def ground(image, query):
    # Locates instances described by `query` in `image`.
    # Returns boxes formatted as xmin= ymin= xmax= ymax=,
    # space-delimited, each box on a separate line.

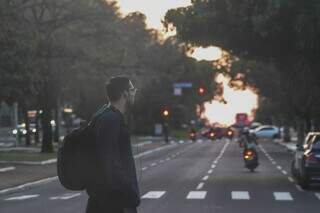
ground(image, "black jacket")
xmin=86 ymin=105 xmax=140 ymax=209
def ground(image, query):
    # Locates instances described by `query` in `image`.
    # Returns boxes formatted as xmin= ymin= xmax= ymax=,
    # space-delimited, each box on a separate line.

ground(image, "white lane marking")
xmin=166 ymin=158 xmax=171 ymax=161
xmin=231 ymin=191 xmax=250 ymax=200
xmin=186 ymin=191 xmax=207 ymax=199
xmin=202 ymin=175 xmax=209 ymax=181
xmin=273 ymin=192 xmax=293 ymax=201
xmin=288 ymin=177 xmax=295 ymax=183
xmin=315 ymin=193 xmax=320 ymax=200
xmin=142 ymin=167 xmax=148 ymax=171
xmin=150 ymin=163 xmax=157 ymax=167
xmin=282 ymin=170 xmax=288 ymax=175
xmin=0 ymin=167 xmax=15 ymax=172
xmin=272 ymin=161 xmax=276 ymax=165
xmin=213 ymin=160 xmax=218 ymax=164
xmin=0 ymin=176 xmax=58 ymax=195
xmin=211 ymin=165 xmax=216 ymax=169
xmin=196 ymin=182 xmax=205 ymax=190
xmin=50 ymin=193 xmax=81 ymax=200
xmin=295 ymin=184 xmax=304 ymax=192
xmin=159 ymin=160 xmax=165 ymax=163
xmin=208 ymin=169 xmax=213 ymax=174
xmin=5 ymin=194 xmax=39 ymax=201
xmin=277 ymin=165 xmax=282 ymax=170
xmin=141 ymin=191 xmax=166 ymax=199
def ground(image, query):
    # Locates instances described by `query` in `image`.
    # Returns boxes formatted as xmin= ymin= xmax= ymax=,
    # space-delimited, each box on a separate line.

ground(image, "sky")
xmin=115 ymin=0 xmax=192 ymax=30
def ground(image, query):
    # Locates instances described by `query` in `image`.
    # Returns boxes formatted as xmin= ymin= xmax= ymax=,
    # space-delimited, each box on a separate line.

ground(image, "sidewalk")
xmin=273 ymin=138 xmax=297 ymax=153
xmin=0 ymin=138 xmax=184 ymax=194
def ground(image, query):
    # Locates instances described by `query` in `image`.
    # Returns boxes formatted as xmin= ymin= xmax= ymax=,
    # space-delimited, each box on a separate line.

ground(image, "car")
xmin=291 ymin=132 xmax=320 ymax=189
xmin=251 ymin=125 xmax=280 ymax=138
xmin=12 ymin=123 xmax=38 ymax=139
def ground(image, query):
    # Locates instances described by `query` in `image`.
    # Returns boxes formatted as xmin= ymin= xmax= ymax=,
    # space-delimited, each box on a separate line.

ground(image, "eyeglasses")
xmin=129 ymin=88 xmax=137 ymax=95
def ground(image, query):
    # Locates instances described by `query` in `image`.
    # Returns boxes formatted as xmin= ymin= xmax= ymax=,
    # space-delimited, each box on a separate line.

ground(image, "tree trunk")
xmin=305 ymin=116 xmax=312 ymax=134
xmin=41 ymin=108 xmax=53 ymax=153
xmin=34 ymin=110 xmax=40 ymax=144
xmin=297 ymin=119 xmax=305 ymax=146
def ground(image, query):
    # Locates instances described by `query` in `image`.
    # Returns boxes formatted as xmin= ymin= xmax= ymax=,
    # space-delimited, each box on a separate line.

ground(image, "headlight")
xmin=12 ymin=129 xmax=18 ymax=135
xmin=32 ymin=129 xmax=37 ymax=133
xmin=22 ymin=130 xmax=27 ymax=135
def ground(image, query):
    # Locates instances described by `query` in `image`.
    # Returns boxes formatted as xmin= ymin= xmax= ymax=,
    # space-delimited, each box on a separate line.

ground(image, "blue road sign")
xmin=173 ymin=82 xmax=193 ymax=88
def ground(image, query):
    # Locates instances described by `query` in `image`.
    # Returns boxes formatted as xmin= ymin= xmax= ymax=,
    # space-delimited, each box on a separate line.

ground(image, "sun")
xmin=190 ymin=46 xmax=223 ymax=61
xmin=202 ymin=74 xmax=258 ymax=126
xmin=114 ymin=0 xmax=192 ymax=30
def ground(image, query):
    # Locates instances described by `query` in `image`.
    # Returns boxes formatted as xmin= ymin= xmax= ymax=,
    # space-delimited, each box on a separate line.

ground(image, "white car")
xmin=251 ymin=126 xmax=280 ymax=138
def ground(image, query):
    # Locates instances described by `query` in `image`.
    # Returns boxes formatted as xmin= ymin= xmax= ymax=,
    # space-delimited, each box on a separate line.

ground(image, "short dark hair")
xmin=106 ymin=76 xmax=130 ymax=102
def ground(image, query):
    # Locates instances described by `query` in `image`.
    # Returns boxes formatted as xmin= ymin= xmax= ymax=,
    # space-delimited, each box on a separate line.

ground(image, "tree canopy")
xmin=165 ymin=0 xmax=320 ymax=136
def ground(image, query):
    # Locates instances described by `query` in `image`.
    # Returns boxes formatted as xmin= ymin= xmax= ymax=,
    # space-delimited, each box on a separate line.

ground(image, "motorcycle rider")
xmin=240 ymin=128 xmax=259 ymax=169
xmin=239 ymin=127 xmax=258 ymax=151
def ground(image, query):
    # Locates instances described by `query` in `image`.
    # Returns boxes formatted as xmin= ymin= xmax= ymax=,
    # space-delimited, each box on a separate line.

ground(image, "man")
xmin=86 ymin=76 xmax=140 ymax=213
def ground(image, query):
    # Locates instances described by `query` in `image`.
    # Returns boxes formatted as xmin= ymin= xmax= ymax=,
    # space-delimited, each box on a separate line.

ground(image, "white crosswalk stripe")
xmin=231 ymin=191 xmax=250 ymax=200
xmin=273 ymin=192 xmax=293 ymax=201
xmin=50 ymin=193 xmax=82 ymax=200
xmin=141 ymin=191 xmax=166 ymax=199
xmin=5 ymin=195 xmax=39 ymax=201
xmin=186 ymin=191 xmax=207 ymax=199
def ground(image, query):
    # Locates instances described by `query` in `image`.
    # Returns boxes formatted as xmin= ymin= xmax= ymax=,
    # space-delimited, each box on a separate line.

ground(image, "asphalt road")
xmin=1 ymin=138 xmax=320 ymax=213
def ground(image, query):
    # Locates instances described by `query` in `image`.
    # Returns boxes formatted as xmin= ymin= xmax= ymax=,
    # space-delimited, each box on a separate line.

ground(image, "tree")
xmin=165 ymin=0 xmax=320 ymax=142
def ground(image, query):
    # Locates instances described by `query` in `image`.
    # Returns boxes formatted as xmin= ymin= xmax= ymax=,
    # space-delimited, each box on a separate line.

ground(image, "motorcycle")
xmin=189 ymin=131 xmax=196 ymax=142
xmin=243 ymin=148 xmax=259 ymax=172
xmin=208 ymin=130 xmax=215 ymax=140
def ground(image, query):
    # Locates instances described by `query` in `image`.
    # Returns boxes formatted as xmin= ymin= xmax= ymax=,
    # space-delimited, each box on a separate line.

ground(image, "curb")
xmin=0 ymin=140 xmax=189 ymax=196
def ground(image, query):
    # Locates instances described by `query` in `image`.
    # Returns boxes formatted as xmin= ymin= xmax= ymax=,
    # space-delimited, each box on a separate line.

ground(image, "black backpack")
xmin=57 ymin=107 xmax=107 ymax=191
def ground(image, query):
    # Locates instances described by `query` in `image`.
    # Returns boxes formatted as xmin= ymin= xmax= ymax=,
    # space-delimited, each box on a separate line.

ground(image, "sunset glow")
xmin=191 ymin=46 xmax=223 ymax=61
xmin=115 ymin=0 xmax=191 ymax=30
xmin=201 ymin=74 xmax=258 ymax=126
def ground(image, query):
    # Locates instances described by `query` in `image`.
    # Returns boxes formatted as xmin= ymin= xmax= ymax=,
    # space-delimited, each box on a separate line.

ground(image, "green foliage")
xmin=0 ymin=0 xmax=216 ymax=144
xmin=165 ymin=0 xmax=320 ymax=129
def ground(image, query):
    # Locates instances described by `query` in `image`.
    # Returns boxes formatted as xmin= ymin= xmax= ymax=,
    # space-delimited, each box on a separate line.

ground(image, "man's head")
xmin=106 ymin=76 xmax=136 ymax=111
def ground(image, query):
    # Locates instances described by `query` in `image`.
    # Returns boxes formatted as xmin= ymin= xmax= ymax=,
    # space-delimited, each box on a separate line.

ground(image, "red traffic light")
xmin=162 ymin=107 xmax=170 ymax=118
xmin=198 ymin=87 xmax=205 ymax=95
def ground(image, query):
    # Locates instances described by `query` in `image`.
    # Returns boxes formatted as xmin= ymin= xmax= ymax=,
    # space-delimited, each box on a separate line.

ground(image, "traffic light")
xmin=198 ymin=86 xmax=206 ymax=96
xmin=162 ymin=109 xmax=170 ymax=117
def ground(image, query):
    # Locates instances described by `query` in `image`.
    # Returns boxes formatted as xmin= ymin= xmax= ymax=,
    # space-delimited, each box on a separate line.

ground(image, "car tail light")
xmin=210 ymin=132 xmax=215 ymax=137
xmin=306 ymin=153 xmax=318 ymax=163
xmin=246 ymin=151 xmax=253 ymax=156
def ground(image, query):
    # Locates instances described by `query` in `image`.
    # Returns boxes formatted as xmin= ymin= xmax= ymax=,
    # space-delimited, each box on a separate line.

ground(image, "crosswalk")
xmin=141 ymin=190 xmax=320 ymax=202
xmin=2 ymin=190 xmax=320 ymax=203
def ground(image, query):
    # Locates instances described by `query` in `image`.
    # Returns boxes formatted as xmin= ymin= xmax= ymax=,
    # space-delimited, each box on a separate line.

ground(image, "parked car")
xmin=291 ymin=132 xmax=320 ymax=189
xmin=251 ymin=125 xmax=280 ymax=138
xmin=12 ymin=123 xmax=37 ymax=139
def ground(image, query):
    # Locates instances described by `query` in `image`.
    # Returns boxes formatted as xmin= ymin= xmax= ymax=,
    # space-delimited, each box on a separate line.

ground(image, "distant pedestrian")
xmin=86 ymin=76 xmax=140 ymax=213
